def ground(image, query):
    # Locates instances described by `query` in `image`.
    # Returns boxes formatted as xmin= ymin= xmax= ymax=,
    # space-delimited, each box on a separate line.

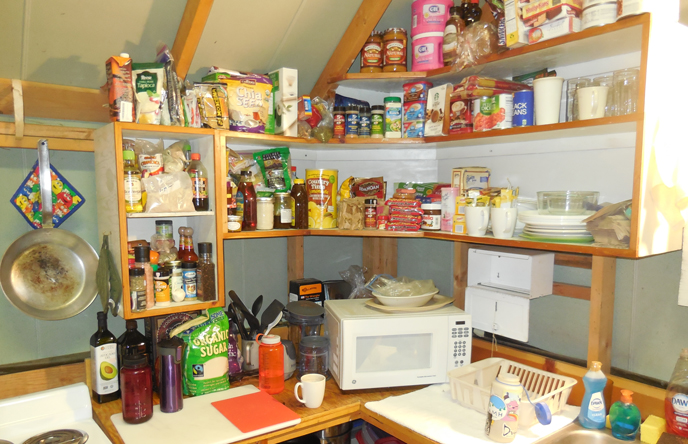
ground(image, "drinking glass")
xmin=593 ymin=75 xmax=614 ymax=117
xmin=567 ymin=77 xmax=592 ymax=121
xmin=613 ymin=68 xmax=639 ymax=116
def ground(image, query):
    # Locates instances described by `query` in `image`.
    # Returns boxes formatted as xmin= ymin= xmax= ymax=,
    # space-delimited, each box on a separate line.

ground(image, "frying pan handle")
xmin=38 ymin=139 xmax=53 ymax=229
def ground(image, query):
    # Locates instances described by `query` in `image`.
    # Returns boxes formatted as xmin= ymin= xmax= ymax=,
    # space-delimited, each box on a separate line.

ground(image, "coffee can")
xmin=512 ymin=90 xmax=534 ymax=127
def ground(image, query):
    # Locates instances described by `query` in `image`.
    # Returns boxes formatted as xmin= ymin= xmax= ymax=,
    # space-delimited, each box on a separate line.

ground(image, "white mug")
xmin=465 ymin=206 xmax=490 ymax=237
xmin=577 ymin=86 xmax=609 ymax=120
xmin=533 ymin=77 xmax=565 ymax=125
xmin=294 ymin=373 xmax=326 ymax=408
xmin=490 ymin=208 xmax=518 ymax=239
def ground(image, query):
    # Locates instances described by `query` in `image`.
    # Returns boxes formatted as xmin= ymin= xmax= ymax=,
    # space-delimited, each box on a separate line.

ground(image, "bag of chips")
xmin=252 ymin=147 xmax=292 ymax=192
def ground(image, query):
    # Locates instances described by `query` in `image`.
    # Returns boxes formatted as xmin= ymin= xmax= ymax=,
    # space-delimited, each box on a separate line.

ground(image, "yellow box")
xmin=453 ymin=214 xmax=466 ymax=234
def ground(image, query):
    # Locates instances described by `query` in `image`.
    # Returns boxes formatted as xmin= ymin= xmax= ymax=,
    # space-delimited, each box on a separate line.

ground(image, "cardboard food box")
xmin=425 ymin=84 xmax=452 ymax=137
xmin=268 ymin=68 xmax=298 ymax=137
xmin=505 ymin=0 xmax=582 ymax=48
xmin=528 ymin=15 xmax=581 ymax=44
xmin=403 ymin=81 xmax=433 ymax=102
xmin=451 ymin=167 xmax=491 ymax=192
xmin=289 ymin=278 xmax=325 ymax=306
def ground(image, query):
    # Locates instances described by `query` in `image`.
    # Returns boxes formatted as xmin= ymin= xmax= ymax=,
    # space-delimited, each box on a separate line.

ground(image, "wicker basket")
xmin=448 ymin=358 xmax=577 ymax=427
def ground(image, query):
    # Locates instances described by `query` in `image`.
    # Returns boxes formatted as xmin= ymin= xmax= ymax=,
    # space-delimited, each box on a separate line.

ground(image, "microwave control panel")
xmin=449 ymin=317 xmax=472 ymax=368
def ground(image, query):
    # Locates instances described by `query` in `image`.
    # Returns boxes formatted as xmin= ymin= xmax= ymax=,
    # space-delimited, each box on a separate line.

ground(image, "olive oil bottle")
xmin=90 ymin=311 xmax=120 ymax=403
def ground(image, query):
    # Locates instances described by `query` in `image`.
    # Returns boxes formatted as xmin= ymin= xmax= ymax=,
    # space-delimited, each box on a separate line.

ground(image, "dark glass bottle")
xmin=291 ymin=179 xmax=308 ymax=229
xmin=237 ymin=171 xmax=257 ymax=231
xmin=90 ymin=312 xmax=120 ymax=403
xmin=462 ymin=0 xmax=482 ymax=26
xmin=186 ymin=153 xmax=210 ymax=211
xmin=117 ymin=320 xmax=149 ymax=371
xmin=121 ymin=354 xmax=153 ymax=424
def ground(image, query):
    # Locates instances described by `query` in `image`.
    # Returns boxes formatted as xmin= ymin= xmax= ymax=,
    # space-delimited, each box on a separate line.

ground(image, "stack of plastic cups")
xmin=410 ymin=0 xmax=452 ymax=72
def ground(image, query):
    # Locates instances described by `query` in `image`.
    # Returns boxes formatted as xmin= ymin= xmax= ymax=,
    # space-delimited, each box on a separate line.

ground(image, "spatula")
xmin=260 ymin=299 xmax=285 ymax=334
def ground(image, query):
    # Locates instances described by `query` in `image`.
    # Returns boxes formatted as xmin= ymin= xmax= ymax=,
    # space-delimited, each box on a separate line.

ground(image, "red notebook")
xmin=212 ymin=389 xmax=300 ymax=434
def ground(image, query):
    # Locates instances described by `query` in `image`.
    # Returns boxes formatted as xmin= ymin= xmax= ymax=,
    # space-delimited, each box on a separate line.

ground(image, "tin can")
xmin=305 ymin=169 xmax=338 ymax=229
xmin=512 ymin=90 xmax=534 ymax=127
xmin=582 ymin=1 xmax=618 ymax=29
xmin=617 ymin=0 xmax=645 ymax=19
xmin=474 ymin=94 xmax=513 ymax=132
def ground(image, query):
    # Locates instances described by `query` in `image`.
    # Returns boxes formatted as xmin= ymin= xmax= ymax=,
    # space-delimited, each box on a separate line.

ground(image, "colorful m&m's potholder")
xmin=10 ymin=161 xmax=86 ymax=229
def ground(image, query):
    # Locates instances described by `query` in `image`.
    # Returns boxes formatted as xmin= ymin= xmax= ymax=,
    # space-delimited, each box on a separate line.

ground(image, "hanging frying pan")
xmin=0 ymin=139 xmax=98 ymax=320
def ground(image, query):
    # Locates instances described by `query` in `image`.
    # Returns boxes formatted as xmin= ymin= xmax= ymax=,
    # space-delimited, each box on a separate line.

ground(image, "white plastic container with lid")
xmin=582 ymin=0 xmax=618 ymax=29
xmin=411 ymin=0 xmax=453 ymax=36
xmin=256 ymin=196 xmax=275 ymax=230
xmin=486 ymin=372 xmax=523 ymax=442
xmin=411 ymin=32 xmax=444 ymax=72
xmin=421 ymin=203 xmax=441 ymax=230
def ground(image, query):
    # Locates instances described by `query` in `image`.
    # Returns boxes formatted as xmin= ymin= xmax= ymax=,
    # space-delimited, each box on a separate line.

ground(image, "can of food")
xmin=617 ymin=0 xmax=646 ymax=19
xmin=305 ymin=169 xmax=338 ymax=229
xmin=582 ymin=1 xmax=618 ymax=29
xmin=512 ymin=90 xmax=534 ymax=127
xmin=474 ymin=94 xmax=513 ymax=132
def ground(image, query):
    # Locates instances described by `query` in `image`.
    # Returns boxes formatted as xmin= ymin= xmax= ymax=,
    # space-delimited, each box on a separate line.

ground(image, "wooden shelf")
xmin=309 ymin=229 xmax=424 ymax=238
xmin=127 ymin=211 xmax=215 ymax=218
xmin=116 ymin=122 xmax=214 ymax=139
xmin=330 ymin=14 xmax=648 ymax=93
xmin=124 ymin=299 xmax=225 ymax=320
xmin=223 ymin=229 xmax=309 ymax=239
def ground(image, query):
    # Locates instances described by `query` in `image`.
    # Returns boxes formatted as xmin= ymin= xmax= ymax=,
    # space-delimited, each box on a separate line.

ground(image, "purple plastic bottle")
xmin=158 ymin=337 xmax=184 ymax=413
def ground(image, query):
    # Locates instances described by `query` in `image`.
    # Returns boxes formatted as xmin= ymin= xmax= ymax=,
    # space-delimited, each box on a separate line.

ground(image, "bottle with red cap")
xmin=186 ymin=152 xmax=209 ymax=211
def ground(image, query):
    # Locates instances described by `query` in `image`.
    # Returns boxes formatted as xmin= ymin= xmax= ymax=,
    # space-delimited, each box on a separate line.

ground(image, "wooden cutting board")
xmin=111 ymin=385 xmax=301 ymax=444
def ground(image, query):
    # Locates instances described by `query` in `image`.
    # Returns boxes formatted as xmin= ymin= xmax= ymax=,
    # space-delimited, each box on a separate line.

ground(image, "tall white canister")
xmin=485 ymin=372 xmax=524 ymax=442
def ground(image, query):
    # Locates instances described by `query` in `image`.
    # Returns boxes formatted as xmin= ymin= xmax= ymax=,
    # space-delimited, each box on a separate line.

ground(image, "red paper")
xmin=211 ymin=389 xmax=300 ymax=433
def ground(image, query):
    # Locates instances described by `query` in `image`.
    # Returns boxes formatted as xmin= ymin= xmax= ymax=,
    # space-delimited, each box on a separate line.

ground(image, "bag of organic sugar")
xmin=170 ymin=307 xmax=230 ymax=396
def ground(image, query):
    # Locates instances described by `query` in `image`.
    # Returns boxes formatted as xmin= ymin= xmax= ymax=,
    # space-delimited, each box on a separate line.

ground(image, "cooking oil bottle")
xmin=665 ymin=348 xmax=688 ymax=437
xmin=123 ymin=150 xmax=143 ymax=213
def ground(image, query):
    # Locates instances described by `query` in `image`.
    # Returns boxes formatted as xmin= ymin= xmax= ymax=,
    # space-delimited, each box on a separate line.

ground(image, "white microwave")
xmin=325 ymin=298 xmax=472 ymax=390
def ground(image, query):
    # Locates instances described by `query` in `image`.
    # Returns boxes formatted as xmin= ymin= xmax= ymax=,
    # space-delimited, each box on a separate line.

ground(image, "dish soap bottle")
xmin=609 ymin=389 xmax=641 ymax=440
xmin=579 ymin=361 xmax=607 ymax=429
xmin=665 ymin=348 xmax=688 ymax=437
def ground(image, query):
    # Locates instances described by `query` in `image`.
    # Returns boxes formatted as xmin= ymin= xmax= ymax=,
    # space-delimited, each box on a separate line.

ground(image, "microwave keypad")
xmin=451 ymin=326 xmax=470 ymax=367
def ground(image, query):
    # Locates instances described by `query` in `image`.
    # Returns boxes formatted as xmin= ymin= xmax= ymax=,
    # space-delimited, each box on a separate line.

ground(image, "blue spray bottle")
xmin=579 ymin=361 xmax=607 ymax=428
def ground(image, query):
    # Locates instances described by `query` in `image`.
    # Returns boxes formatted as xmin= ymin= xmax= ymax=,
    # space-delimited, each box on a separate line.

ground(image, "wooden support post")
xmin=310 ymin=0 xmax=393 ymax=98
xmin=287 ymin=236 xmax=305 ymax=283
xmin=453 ymin=243 xmax=469 ymax=309
xmin=588 ymin=255 xmax=616 ymax=371
xmin=171 ymin=0 xmax=214 ymax=79
xmin=362 ymin=237 xmax=398 ymax=282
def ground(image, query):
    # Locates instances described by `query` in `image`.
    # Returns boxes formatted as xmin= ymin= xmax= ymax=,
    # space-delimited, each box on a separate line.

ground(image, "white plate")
xmin=522 ymin=230 xmax=593 ymax=238
xmin=518 ymin=210 xmax=594 ymax=225
xmin=372 ymin=289 xmax=439 ymax=307
xmin=524 ymin=227 xmax=590 ymax=235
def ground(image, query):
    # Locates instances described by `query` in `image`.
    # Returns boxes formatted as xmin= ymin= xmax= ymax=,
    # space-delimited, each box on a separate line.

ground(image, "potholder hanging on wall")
xmin=10 ymin=160 xmax=86 ymax=229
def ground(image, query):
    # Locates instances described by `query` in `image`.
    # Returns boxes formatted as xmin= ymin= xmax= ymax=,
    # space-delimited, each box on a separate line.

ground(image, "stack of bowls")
xmin=518 ymin=191 xmax=600 ymax=243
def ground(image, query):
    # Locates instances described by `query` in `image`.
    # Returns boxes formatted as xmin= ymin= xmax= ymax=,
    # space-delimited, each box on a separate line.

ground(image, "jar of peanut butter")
xmin=360 ymin=31 xmax=383 ymax=73
xmin=383 ymin=28 xmax=408 ymax=73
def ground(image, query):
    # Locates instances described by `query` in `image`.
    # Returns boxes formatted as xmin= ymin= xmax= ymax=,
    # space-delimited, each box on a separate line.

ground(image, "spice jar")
xmin=181 ymin=261 xmax=197 ymax=301
xmin=360 ymin=31 xmax=383 ymax=73
xmin=167 ymin=260 xmax=185 ymax=303
xmin=155 ymin=220 xmax=173 ymax=238
xmin=227 ymin=215 xmax=242 ymax=232
xmin=371 ymin=105 xmax=385 ymax=138
xmin=257 ymin=196 xmax=275 ymax=230
xmin=274 ymin=192 xmax=293 ymax=229
xmin=421 ymin=203 xmax=441 ymax=230
xmin=129 ymin=267 xmax=147 ymax=313
xmin=333 ymin=106 xmax=346 ymax=139
xmin=134 ymin=246 xmax=154 ymax=309
xmin=364 ymin=198 xmax=377 ymax=229
xmin=120 ymin=354 xmax=153 ymax=424
xmin=153 ymin=267 xmax=170 ymax=307
xmin=196 ymin=242 xmax=216 ymax=302
xmin=359 ymin=106 xmax=371 ymax=138
xmin=383 ymin=27 xmax=407 ymax=72
xmin=345 ymin=106 xmax=359 ymax=139
xmin=384 ymin=97 xmax=402 ymax=138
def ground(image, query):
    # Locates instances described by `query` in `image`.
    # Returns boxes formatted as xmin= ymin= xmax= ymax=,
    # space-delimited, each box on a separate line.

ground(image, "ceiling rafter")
xmin=171 ymin=0 xmax=214 ymax=79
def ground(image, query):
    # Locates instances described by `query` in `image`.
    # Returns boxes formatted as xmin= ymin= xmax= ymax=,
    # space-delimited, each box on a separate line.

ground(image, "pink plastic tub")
xmin=411 ymin=32 xmax=444 ymax=72
xmin=411 ymin=0 xmax=453 ymax=36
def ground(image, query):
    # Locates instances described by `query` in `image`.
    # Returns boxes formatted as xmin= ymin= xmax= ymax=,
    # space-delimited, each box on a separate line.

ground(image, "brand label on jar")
xmin=345 ymin=113 xmax=359 ymax=135
xmin=280 ymin=208 xmax=292 ymax=223
xmin=91 ymin=344 xmax=119 ymax=395
xmin=359 ymin=115 xmax=371 ymax=136
xmin=422 ymin=4 xmax=447 ymax=25
xmin=235 ymin=191 xmax=244 ymax=217
xmin=183 ymin=270 xmax=197 ymax=299
xmin=385 ymin=104 xmax=403 ymax=136
xmin=191 ymin=177 xmax=208 ymax=199
xmin=371 ymin=114 xmax=384 ymax=135
xmin=384 ymin=41 xmax=406 ymax=65
xmin=131 ymin=289 xmax=147 ymax=311
xmin=333 ymin=114 xmax=346 ymax=136
xmin=362 ymin=43 xmax=383 ymax=67
xmin=138 ymin=153 xmax=163 ymax=176
xmin=474 ymin=94 xmax=513 ymax=132
xmin=123 ymin=176 xmax=142 ymax=202
xmin=155 ymin=279 xmax=170 ymax=303
xmin=414 ymin=42 xmax=436 ymax=67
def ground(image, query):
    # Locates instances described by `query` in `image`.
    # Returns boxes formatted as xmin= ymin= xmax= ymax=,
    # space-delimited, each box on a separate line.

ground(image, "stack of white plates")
xmin=517 ymin=210 xmax=594 ymax=243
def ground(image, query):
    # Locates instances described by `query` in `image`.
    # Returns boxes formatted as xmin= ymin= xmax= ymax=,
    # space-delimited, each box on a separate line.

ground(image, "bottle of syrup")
xmin=237 ymin=171 xmax=257 ymax=231
xmin=186 ymin=153 xmax=209 ymax=211
xmin=462 ymin=0 xmax=482 ymax=26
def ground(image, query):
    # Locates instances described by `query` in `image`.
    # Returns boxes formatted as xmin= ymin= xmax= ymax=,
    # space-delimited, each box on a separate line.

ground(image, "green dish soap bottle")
xmin=609 ymin=389 xmax=641 ymax=440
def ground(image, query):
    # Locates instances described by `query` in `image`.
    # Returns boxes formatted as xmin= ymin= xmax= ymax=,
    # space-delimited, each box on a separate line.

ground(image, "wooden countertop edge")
xmin=360 ymin=407 xmax=440 ymax=444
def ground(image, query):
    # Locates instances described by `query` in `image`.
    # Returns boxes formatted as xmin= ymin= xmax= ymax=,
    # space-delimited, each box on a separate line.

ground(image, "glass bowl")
xmin=537 ymin=191 xmax=599 ymax=215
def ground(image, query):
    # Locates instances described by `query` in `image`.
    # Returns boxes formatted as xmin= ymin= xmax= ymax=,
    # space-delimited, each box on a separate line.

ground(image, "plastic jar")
xmin=411 ymin=0 xmax=453 ymax=36
xmin=360 ymin=31 xmax=383 ymax=73
xmin=384 ymin=97 xmax=402 ymax=138
xmin=274 ymin=192 xmax=293 ymax=229
xmin=129 ymin=267 xmax=147 ymax=313
xmin=371 ymin=105 xmax=385 ymax=138
xmin=167 ymin=261 xmax=185 ymax=303
xmin=297 ymin=335 xmax=329 ymax=380
xmin=333 ymin=106 xmax=346 ymax=139
xmin=421 ymin=203 xmax=441 ymax=230
xmin=259 ymin=334 xmax=284 ymax=394
xmin=227 ymin=215 xmax=243 ymax=232
xmin=383 ymin=28 xmax=407 ymax=72
xmin=364 ymin=198 xmax=377 ymax=229
xmin=411 ymin=32 xmax=444 ymax=72
xmin=285 ymin=301 xmax=325 ymax=360
xmin=582 ymin=1 xmax=618 ymax=29
xmin=345 ymin=106 xmax=359 ymax=138
xmin=181 ymin=261 xmax=197 ymax=301
xmin=359 ymin=106 xmax=371 ymax=138
xmin=121 ymin=354 xmax=153 ymax=424
xmin=153 ymin=267 xmax=170 ymax=307
xmin=155 ymin=220 xmax=173 ymax=238
xmin=256 ymin=196 xmax=275 ymax=230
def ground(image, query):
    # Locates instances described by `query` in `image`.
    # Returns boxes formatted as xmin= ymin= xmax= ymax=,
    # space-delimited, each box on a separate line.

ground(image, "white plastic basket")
xmin=448 ymin=358 xmax=577 ymax=427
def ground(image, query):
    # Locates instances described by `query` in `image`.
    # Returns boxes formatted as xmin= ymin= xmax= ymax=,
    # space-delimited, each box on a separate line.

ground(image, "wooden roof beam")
xmin=310 ymin=0 xmax=392 ymax=99
xmin=171 ymin=0 xmax=214 ymax=80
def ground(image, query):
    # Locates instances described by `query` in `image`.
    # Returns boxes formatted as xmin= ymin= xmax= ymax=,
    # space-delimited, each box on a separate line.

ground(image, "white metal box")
xmin=465 ymin=285 xmax=530 ymax=342
xmin=467 ymin=246 xmax=554 ymax=298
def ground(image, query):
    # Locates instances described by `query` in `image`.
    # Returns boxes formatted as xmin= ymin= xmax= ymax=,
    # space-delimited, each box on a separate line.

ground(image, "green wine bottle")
xmin=90 ymin=311 xmax=120 ymax=403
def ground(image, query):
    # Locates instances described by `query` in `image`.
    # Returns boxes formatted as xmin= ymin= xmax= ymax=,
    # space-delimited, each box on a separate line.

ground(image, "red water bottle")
xmin=121 ymin=354 xmax=153 ymax=424
xmin=259 ymin=334 xmax=284 ymax=394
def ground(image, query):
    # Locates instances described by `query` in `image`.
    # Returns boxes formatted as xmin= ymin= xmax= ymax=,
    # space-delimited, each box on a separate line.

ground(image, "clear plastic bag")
xmin=163 ymin=140 xmax=188 ymax=173
xmin=368 ymin=275 xmax=438 ymax=297
xmin=142 ymin=171 xmax=195 ymax=212
xmin=452 ymin=21 xmax=499 ymax=73
xmin=339 ymin=265 xmax=372 ymax=299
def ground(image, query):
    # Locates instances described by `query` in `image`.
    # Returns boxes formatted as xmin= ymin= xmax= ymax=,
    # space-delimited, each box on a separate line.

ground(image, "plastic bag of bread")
xmin=452 ymin=21 xmax=499 ymax=73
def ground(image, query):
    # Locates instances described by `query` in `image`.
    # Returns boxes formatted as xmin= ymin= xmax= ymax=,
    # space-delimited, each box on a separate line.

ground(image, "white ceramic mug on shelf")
xmin=490 ymin=208 xmax=518 ymax=239
xmin=294 ymin=373 xmax=326 ymax=408
xmin=465 ymin=206 xmax=490 ymax=237
xmin=533 ymin=77 xmax=565 ymax=125
xmin=577 ymin=86 xmax=609 ymax=120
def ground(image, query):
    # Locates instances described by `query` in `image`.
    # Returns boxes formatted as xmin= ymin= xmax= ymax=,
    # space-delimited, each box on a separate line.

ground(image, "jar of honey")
xmin=383 ymin=28 xmax=408 ymax=73
xmin=360 ymin=31 xmax=383 ymax=73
